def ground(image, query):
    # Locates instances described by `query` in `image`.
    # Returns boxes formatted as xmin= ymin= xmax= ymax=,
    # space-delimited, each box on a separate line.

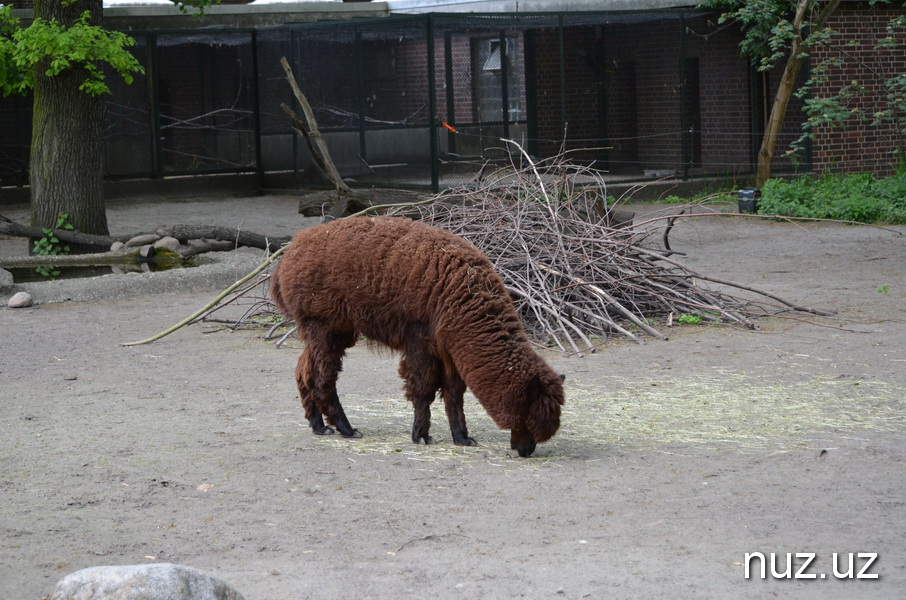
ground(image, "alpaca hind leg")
xmin=442 ymin=372 xmax=476 ymax=446
xmin=299 ymin=321 xmax=360 ymax=438
xmin=295 ymin=349 xmax=332 ymax=435
xmin=399 ymin=348 xmax=441 ymax=445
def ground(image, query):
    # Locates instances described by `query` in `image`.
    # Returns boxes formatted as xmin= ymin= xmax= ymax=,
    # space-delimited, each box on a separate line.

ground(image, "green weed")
xmin=32 ymin=214 xmax=74 ymax=279
xmin=677 ymin=313 xmax=703 ymax=325
xmin=758 ymin=172 xmax=906 ymax=224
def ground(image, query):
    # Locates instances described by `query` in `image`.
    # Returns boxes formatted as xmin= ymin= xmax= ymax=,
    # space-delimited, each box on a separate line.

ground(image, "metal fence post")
xmin=500 ymin=29 xmax=510 ymax=142
xmin=444 ymin=30 xmax=456 ymax=156
xmin=558 ymin=14 xmax=567 ymax=135
xmin=356 ymin=29 xmax=367 ymax=162
xmin=251 ymin=29 xmax=262 ymax=182
xmin=680 ymin=13 xmax=690 ymax=181
xmin=148 ymin=33 xmax=162 ymax=179
xmin=427 ymin=14 xmax=439 ymax=192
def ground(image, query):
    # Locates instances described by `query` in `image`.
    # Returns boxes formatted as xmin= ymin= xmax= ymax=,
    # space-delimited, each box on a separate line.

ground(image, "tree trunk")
xmin=755 ymin=0 xmax=841 ymax=187
xmin=755 ymin=54 xmax=807 ymax=187
xmin=29 ymin=0 xmax=109 ymax=254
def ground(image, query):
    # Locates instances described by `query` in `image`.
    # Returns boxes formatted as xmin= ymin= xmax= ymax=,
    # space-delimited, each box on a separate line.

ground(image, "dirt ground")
xmin=1 ymin=194 xmax=904 ymax=599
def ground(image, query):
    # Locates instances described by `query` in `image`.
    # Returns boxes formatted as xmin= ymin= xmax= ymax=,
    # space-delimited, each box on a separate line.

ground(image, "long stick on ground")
xmin=120 ymin=246 xmax=286 ymax=347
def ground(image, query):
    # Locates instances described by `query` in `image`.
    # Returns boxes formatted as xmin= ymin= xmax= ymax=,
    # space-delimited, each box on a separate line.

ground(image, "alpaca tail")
xmin=269 ymin=268 xmax=287 ymax=316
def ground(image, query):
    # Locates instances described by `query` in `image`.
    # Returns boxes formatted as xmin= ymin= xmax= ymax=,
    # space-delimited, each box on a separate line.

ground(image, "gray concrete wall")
xmin=386 ymin=0 xmax=696 ymax=14
xmin=12 ymin=2 xmax=390 ymax=30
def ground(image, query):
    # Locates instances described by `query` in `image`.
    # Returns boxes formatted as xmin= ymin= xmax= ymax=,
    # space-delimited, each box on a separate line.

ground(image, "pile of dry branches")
xmin=376 ymin=147 xmax=829 ymax=354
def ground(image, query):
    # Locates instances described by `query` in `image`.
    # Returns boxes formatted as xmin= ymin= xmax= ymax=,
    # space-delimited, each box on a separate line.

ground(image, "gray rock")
xmin=8 ymin=291 xmax=33 ymax=308
xmin=125 ymin=234 xmax=161 ymax=247
xmin=0 ymin=268 xmax=13 ymax=289
xmin=139 ymin=245 xmax=157 ymax=261
xmin=110 ymin=241 xmax=126 ymax=252
xmin=50 ymin=563 xmax=245 ymax=600
xmin=154 ymin=236 xmax=182 ymax=252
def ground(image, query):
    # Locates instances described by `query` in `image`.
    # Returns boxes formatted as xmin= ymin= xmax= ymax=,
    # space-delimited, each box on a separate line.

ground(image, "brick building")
xmin=1 ymin=0 xmax=902 ymax=192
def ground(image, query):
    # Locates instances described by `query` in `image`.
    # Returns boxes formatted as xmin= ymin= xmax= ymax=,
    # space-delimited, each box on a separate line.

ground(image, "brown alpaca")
xmin=270 ymin=216 xmax=565 ymax=457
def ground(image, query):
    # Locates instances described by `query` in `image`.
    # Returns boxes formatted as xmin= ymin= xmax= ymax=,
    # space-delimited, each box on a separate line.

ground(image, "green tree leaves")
xmin=0 ymin=5 xmax=143 ymax=96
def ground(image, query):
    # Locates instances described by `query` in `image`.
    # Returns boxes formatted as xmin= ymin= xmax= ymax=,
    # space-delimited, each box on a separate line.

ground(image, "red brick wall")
xmin=527 ymin=15 xmax=755 ymax=176
xmin=526 ymin=26 xmax=564 ymax=158
xmin=624 ymin=18 xmax=685 ymax=172
xmin=810 ymin=4 xmax=906 ymax=176
xmin=685 ymin=14 xmax=754 ymax=175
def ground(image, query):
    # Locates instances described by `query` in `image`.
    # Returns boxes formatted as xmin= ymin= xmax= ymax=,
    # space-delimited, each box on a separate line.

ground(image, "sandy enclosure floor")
xmin=1 ymin=194 xmax=904 ymax=599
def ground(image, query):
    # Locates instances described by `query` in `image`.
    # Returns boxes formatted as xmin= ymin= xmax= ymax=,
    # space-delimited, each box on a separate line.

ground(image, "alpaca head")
xmin=510 ymin=371 xmax=566 ymax=457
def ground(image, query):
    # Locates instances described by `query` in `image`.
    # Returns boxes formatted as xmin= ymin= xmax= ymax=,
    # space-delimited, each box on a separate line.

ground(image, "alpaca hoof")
xmin=341 ymin=429 xmax=363 ymax=439
xmin=454 ymin=436 xmax=477 ymax=447
xmin=414 ymin=435 xmax=435 ymax=445
xmin=313 ymin=426 xmax=335 ymax=436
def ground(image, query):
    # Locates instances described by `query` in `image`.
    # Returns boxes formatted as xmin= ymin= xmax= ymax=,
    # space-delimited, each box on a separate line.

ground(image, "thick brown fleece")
xmin=271 ymin=216 xmax=564 ymax=450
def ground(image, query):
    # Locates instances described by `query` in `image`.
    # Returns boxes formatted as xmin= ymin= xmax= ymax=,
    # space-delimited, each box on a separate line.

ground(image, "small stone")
xmin=50 ymin=563 xmax=245 ymax=600
xmin=154 ymin=236 xmax=181 ymax=252
xmin=0 ymin=268 xmax=13 ymax=288
xmin=8 ymin=291 xmax=33 ymax=308
xmin=125 ymin=234 xmax=161 ymax=248
xmin=110 ymin=241 xmax=125 ymax=252
xmin=139 ymin=245 xmax=157 ymax=261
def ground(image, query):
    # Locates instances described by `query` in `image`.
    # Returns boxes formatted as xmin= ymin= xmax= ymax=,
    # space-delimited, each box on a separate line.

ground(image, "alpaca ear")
xmin=526 ymin=374 xmax=565 ymax=402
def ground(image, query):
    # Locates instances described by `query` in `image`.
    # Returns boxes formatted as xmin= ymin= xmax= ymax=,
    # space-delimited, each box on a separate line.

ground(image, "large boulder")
xmin=50 ymin=563 xmax=245 ymax=600
xmin=0 ymin=267 xmax=13 ymax=290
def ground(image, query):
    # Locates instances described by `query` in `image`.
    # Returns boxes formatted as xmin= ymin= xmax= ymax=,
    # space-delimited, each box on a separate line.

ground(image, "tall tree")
xmin=1 ymin=0 xmax=212 ymax=254
xmin=30 ymin=0 xmax=108 ymax=249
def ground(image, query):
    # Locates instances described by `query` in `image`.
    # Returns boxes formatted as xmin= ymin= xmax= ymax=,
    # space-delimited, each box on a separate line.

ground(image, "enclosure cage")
xmin=0 ymin=9 xmax=809 ymax=193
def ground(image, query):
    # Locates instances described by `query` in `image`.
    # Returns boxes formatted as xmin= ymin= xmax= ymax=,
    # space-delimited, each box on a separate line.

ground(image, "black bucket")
xmin=738 ymin=188 xmax=760 ymax=214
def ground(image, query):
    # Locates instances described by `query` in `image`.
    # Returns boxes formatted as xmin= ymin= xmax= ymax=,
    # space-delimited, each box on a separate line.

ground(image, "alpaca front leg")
xmin=319 ymin=389 xmax=361 ymax=439
xmin=442 ymin=373 xmax=476 ymax=447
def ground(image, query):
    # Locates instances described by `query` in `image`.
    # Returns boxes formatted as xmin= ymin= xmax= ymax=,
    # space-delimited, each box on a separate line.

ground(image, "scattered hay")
xmin=555 ymin=370 xmax=905 ymax=454
xmin=298 ymin=368 xmax=905 ymax=464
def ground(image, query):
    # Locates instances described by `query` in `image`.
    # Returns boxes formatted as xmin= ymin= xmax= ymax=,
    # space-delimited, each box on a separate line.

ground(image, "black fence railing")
xmin=0 ymin=11 xmax=809 ymax=193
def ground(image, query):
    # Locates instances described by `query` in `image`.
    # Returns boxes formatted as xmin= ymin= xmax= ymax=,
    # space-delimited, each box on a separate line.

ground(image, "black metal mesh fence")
xmin=0 ymin=10 xmax=810 ymax=195
xmin=153 ymin=31 xmax=257 ymax=175
xmin=103 ymin=36 xmax=153 ymax=179
xmin=257 ymin=17 xmax=437 ymax=189
xmin=0 ymin=93 xmax=31 ymax=187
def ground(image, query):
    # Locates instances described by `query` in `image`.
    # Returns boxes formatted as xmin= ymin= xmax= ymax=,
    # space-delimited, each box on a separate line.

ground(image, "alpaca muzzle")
xmin=510 ymin=427 xmax=537 ymax=458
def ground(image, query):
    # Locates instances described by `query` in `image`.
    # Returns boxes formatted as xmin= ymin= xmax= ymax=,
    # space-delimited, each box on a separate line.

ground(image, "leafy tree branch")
xmin=702 ymin=0 xmax=905 ymax=183
xmin=0 ymin=6 xmax=143 ymax=96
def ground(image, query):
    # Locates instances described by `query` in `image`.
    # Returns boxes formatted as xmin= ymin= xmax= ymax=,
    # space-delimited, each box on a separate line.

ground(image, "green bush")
xmin=758 ymin=172 xmax=906 ymax=224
